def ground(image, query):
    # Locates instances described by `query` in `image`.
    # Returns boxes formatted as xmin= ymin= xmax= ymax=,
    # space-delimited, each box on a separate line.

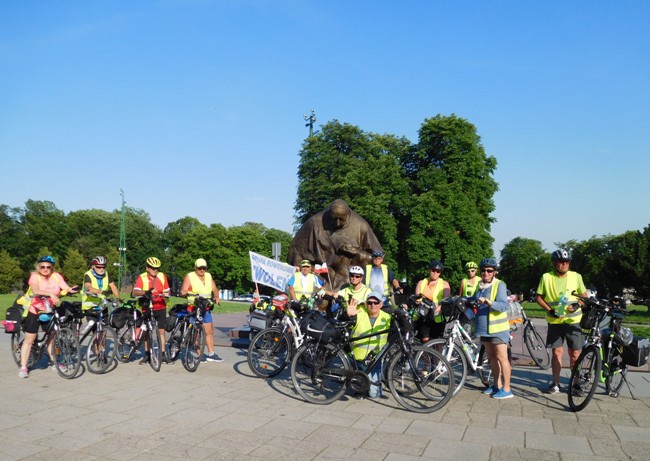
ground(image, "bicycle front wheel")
xmin=247 ymin=327 xmax=291 ymax=378
xmin=182 ymin=325 xmax=205 ymax=372
xmin=605 ymin=353 xmax=627 ymax=397
xmin=388 ymin=346 xmax=454 ymax=413
xmin=54 ymin=327 xmax=81 ymax=379
xmin=148 ymin=322 xmax=162 ymax=372
xmin=11 ymin=329 xmax=24 ymax=367
xmin=291 ymin=343 xmax=349 ymax=404
xmin=424 ymin=338 xmax=467 ymax=396
xmin=568 ymin=345 xmax=601 ymax=412
xmin=116 ymin=327 xmax=136 ymax=363
xmin=86 ymin=326 xmax=117 ymax=374
xmin=476 ymin=345 xmax=493 ymax=388
xmin=524 ymin=323 xmax=551 ymax=370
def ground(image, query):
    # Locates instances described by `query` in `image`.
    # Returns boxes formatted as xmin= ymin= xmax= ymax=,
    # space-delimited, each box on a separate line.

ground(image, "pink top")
xmin=28 ymin=272 xmax=67 ymax=314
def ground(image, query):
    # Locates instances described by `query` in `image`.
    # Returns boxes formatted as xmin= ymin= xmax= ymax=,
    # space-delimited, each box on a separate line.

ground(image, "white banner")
xmin=249 ymin=251 xmax=295 ymax=292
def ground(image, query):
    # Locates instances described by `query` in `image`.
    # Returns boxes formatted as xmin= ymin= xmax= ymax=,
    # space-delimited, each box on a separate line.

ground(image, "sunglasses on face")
xmin=147 ymin=266 xmax=159 ymax=271
xmin=366 ymin=300 xmax=381 ymax=306
xmin=350 ymin=274 xmax=362 ymax=279
xmin=481 ymin=269 xmax=495 ymax=273
xmin=430 ymin=269 xmax=441 ymax=273
xmin=467 ymin=269 xmax=476 ymax=272
xmin=94 ymin=266 xmax=106 ymax=269
xmin=196 ymin=267 xmax=207 ymax=271
xmin=39 ymin=265 xmax=53 ymax=270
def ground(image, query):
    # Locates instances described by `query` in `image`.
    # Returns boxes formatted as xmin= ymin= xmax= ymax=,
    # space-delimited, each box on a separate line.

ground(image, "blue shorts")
xmin=202 ymin=309 xmax=213 ymax=323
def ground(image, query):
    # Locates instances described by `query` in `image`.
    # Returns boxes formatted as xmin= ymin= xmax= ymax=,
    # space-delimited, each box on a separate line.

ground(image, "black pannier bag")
xmin=109 ymin=307 xmax=130 ymax=329
xmin=621 ymin=337 xmax=650 ymax=368
xmin=3 ymin=304 xmax=24 ymax=333
xmin=166 ymin=304 xmax=188 ymax=332
xmin=301 ymin=310 xmax=342 ymax=344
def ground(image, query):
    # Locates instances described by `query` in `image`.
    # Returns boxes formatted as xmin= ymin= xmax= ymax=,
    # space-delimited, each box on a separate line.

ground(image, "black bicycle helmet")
xmin=371 ymin=249 xmax=384 ymax=258
xmin=37 ymin=255 xmax=56 ymax=265
xmin=479 ymin=258 xmax=498 ymax=269
xmin=91 ymin=255 xmax=107 ymax=266
xmin=551 ymin=249 xmax=572 ymax=262
xmin=428 ymin=260 xmax=444 ymax=271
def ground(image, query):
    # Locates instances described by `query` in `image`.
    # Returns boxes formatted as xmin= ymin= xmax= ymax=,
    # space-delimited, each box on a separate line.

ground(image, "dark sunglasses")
xmin=39 ymin=265 xmax=53 ymax=270
xmin=350 ymin=274 xmax=362 ymax=279
xmin=196 ymin=267 xmax=207 ymax=270
xmin=366 ymin=300 xmax=381 ymax=306
xmin=430 ymin=269 xmax=441 ymax=273
xmin=147 ymin=266 xmax=160 ymax=271
xmin=94 ymin=265 xmax=106 ymax=269
xmin=481 ymin=269 xmax=495 ymax=273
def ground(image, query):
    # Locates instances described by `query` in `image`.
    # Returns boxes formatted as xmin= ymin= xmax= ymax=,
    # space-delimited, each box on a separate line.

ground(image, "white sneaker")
xmin=543 ymin=383 xmax=561 ymax=394
xmin=18 ymin=368 xmax=29 ymax=379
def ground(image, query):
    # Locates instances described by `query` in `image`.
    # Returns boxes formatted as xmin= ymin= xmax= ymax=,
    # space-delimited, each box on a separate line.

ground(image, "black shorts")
xmin=23 ymin=311 xmax=49 ymax=334
xmin=416 ymin=319 xmax=445 ymax=340
xmin=546 ymin=323 xmax=583 ymax=350
xmin=151 ymin=308 xmax=167 ymax=330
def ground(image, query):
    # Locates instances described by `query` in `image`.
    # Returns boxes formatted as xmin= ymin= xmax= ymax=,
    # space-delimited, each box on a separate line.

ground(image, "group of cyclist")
xmin=15 ymin=255 xmax=225 ymax=379
xmin=286 ymin=248 xmax=586 ymax=400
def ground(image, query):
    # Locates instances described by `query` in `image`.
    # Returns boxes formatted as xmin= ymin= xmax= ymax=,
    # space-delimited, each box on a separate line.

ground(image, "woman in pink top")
xmin=18 ymin=256 xmax=78 ymax=379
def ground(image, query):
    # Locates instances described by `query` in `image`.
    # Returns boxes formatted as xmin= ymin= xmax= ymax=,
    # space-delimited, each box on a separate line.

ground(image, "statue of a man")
xmin=288 ymin=199 xmax=383 ymax=290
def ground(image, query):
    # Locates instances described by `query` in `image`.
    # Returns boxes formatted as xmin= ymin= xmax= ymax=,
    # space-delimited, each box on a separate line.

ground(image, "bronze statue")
xmin=288 ymin=199 xmax=383 ymax=290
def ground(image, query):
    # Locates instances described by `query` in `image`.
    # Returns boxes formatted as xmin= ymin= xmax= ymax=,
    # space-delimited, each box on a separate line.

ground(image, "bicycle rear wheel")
xmin=86 ymin=326 xmax=117 ymax=374
xmin=568 ymin=345 xmax=601 ymax=412
xmin=116 ymin=327 xmax=136 ymax=363
xmin=148 ymin=322 xmax=162 ymax=372
xmin=524 ymin=323 xmax=551 ymax=370
xmin=182 ymin=324 xmax=205 ymax=372
xmin=53 ymin=327 xmax=81 ymax=379
xmin=605 ymin=353 xmax=627 ymax=397
xmin=388 ymin=346 xmax=454 ymax=413
xmin=425 ymin=338 xmax=467 ymax=396
xmin=476 ymin=345 xmax=493 ymax=388
xmin=247 ymin=327 xmax=291 ymax=378
xmin=10 ymin=330 xmax=24 ymax=367
xmin=291 ymin=343 xmax=349 ymax=404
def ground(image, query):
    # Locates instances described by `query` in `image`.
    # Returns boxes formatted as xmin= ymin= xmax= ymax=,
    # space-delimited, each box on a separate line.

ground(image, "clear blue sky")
xmin=1 ymin=1 xmax=648 ymax=257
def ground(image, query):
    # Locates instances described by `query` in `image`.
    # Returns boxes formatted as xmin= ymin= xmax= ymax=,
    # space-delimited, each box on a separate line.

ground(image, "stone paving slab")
xmin=1 ymin=318 xmax=650 ymax=460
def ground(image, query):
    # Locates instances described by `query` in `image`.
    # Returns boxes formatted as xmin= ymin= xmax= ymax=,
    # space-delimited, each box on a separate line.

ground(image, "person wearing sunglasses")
xmin=82 ymin=255 xmax=121 ymax=311
xmin=364 ymin=249 xmax=402 ymax=304
xmin=459 ymin=261 xmax=480 ymax=297
xmin=346 ymin=291 xmax=392 ymax=399
xmin=133 ymin=257 xmax=171 ymax=364
xmin=180 ymin=258 xmax=223 ymax=363
xmin=414 ymin=260 xmax=451 ymax=342
xmin=336 ymin=266 xmax=373 ymax=306
xmin=287 ymin=259 xmax=324 ymax=301
xmin=472 ymin=257 xmax=513 ymax=399
xmin=18 ymin=256 xmax=79 ymax=379
xmin=535 ymin=249 xmax=588 ymax=394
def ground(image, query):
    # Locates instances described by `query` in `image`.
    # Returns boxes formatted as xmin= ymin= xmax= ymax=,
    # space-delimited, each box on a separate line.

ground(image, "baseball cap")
xmin=195 ymin=258 xmax=207 ymax=268
xmin=300 ymin=259 xmax=311 ymax=267
xmin=366 ymin=291 xmax=384 ymax=303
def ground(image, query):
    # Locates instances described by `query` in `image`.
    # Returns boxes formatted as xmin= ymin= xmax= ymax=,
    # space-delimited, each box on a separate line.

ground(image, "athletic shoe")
xmin=492 ymin=389 xmax=514 ymax=399
xmin=543 ymin=383 xmax=561 ymax=394
xmin=204 ymin=353 xmax=224 ymax=363
xmin=482 ymin=385 xmax=499 ymax=395
xmin=572 ymin=385 xmax=585 ymax=397
xmin=139 ymin=356 xmax=150 ymax=365
xmin=18 ymin=368 xmax=29 ymax=379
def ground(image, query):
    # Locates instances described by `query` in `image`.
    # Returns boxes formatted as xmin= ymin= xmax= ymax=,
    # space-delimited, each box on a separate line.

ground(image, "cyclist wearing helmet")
xmin=82 ymin=256 xmax=120 ymax=310
xmin=337 ymin=266 xmax=373 ymax=306
xmin=287 ymin=259 xmax=324 ymax=301
xmin=18 ymin=256 xmax=79 ymax=379
xmin=459 ymin=261 xmax=480 ymax=297
xmin=414 ymin=260 xmax=451 ymax=341
xmin=472 ymin=258 xmax=513 ymax=399
xmin=133 ymin=257 xmax=171 ymax=365
xmin=364 ymin=250 xmax=402 ymax=302
xmin=180 ymin=258 xmax=223 ymax=363
xmin=536 ymin=249 xmax=588 ymax=394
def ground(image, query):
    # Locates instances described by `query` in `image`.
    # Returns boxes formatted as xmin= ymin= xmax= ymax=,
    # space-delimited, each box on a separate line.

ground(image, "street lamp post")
xmin=304 ymin=110 xmax=316 ymax=137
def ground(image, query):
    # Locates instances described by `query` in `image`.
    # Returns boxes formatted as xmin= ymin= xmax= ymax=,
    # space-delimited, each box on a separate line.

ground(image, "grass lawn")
xmin=0 ymin=293 xmax=250 ymax=320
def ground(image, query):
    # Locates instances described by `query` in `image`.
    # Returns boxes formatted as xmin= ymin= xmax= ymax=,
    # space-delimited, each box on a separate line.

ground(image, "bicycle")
xmin=246 ymin=296 xmax=317 ymax=378
xmin=508 ymin=299 xmax=551 ymax=370
xmin=10 ymin=296 xmax=81 ymax=379
xmin=114 ymin=292 xmax=163 ymax=372
xmin=70 ymin=297 xmax=119 ymax=374
xmin=423 ymin=296 xmax=493 ymax=395
xmin=166 ymin=295 xmax=213 ymax=372
xmin=290 ymin=305 xmax=455 ymax=413
xmin=568 ymin=293 xmax=638 ymax=412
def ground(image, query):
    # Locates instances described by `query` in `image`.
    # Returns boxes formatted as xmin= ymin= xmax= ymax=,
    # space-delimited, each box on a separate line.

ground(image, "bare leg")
xmin=494 ymin=343 xmax=511 ymax=392
xmin=20 ymin=332 xmax=37 ymax=369
xmin=551 ymin=346 xmax=564 ymax=384
xmin=203 ymin=321 xmax=214 ymax=354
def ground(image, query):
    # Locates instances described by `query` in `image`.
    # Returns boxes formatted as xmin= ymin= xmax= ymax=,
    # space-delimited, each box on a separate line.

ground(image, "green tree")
xmin=61 ymin=248 xmax=87 ymax=288
xmin=67 ymin=209 xmax=121 ymax=261
xmin=0 ymin=205 xmax=24 ymax=262
xmin=122 ymin=207 xmax=164 ymax=283
xmin=21 ymin=200 xmax=70 ymax=266
xmin=0 ymin=249 xmax=25 ymax=292
xmin=498 ymin=237 xmax=549 ymax=295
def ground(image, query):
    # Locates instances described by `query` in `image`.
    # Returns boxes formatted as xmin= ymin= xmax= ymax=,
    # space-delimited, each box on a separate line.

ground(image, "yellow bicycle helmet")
xmin=464 ymin=261 xmax=478 ymax=270
xmin=146 ymin=257 xmax=162 ymax=268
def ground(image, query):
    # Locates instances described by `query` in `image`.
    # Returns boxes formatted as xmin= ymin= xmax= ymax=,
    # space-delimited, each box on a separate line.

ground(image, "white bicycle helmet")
xmin=349 ymin=266 xmax=364 ymax=275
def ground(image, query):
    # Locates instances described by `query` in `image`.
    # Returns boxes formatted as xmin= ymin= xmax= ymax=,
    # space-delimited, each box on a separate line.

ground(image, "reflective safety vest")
xmin=539 ymin=271 xmax=583 ymax=325
xmin=418 ymin=278 xmax=446 ymax=323
xmin=338 ymin=284 xmax=373 ymax=305
xmin=292 ymin=272 xmax=318 ymax=298
xmin=82 ymin=269 xmax=111 ymax=310
xmin=365 ymin=264 xmax=389 ymax=296
xmin=137 ymin=272 xmax=167 ymax=310
xmin=460 ymin=277 xmax=479 ymax=297
xmin=484 ymin=279 xmax=509 ymax=334
xmin=186 ymin=271 xmax=213 ymax=305
xmin=351 ymin=308 xmax=392 ymax=361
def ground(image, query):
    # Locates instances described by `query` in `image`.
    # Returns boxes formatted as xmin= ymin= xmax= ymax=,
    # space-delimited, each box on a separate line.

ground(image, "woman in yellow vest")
xmin=180 ymin=258 xmax=223 ymax=363
xmin=459 ymin=261 xmax=480 ymax=297
xmin=346 ymin=291 xmax=392 ymax=399
xmin=473 ymin=258 xmax=513 ymax=399
xmin=414 ymin=260 xmax=451 ymax=342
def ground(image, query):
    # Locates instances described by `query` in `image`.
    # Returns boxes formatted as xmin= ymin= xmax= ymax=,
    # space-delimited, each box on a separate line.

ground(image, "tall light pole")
xmin=118 ymin=189 xmax=127 ymax=292
xmin=304 ymin=110 xmax=316 ymax=137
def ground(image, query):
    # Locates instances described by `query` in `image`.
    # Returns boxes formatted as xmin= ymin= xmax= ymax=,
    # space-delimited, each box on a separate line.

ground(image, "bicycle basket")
xmin=579 ymin=306 xmax=601 ymax=330
xmin=301 ymin=310 xmax=342 ymax=344
xmin=109 ymin=307 xmax=129 ymax=329
xmin=507 ymin=302 xmax=524 ymax=323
